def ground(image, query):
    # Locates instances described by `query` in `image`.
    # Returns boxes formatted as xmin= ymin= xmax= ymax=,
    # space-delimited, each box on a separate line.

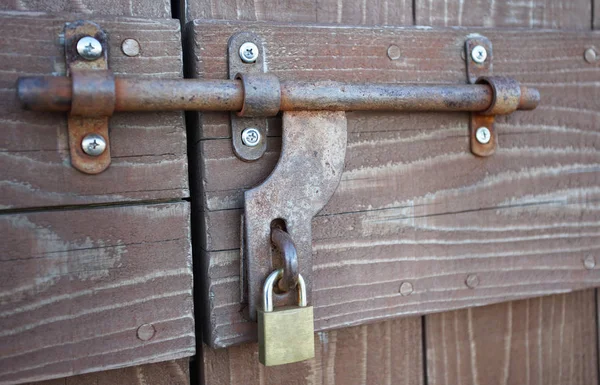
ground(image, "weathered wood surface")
xmin=426 ymin=290 xmax=598 ymax=385
xmin=191 ymin=22 xmax=600 ymax=347
xmin=203 ymin=316 xmax=423 ymax=385
xmin=183 ymin=0 xmax=412 ymax=26
xmin=1 ymin=13 xmax=188 ymax=210
xmin=1 ymin=0 xmax=170 ymax=18
xmin=0 ymin=202 xmax=195 ymax=384
xmin=26 ymin=359 xmax=190 ymax=385
xmin=415 ymin=0 xmax=592 ymax=29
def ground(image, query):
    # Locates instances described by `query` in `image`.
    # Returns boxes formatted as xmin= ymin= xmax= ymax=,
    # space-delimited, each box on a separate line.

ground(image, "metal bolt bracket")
xmin=465 ymin=36 xmax=496 ymax=157
xmin=228 ymin=32 xmax=269 ymax=161
xmin=64 ymin=20 xmax=114 ymax=174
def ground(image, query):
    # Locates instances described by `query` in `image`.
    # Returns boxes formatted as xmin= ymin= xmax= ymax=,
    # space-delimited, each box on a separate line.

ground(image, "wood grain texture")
xmin=184 ymin=0 xmax=412 ymax=26
xmin=203 ymin=316 xmax=423 ymax=385
xmin=191 ymin=22 xmax=600 ymax=347
xmin=415 ymin=0 xmax=592 ymax=29
xmin=426 ymin=290 xmax=598 ymax=385
xmin=595 ymin=0 xmax=600 ymax=30
xmin=25 ymin=359 xmax=190 ymax=385
xmin=1 ymin=0 xmax=170 ymax=18
xmin=0 ymin=202 xmax=195 ymax=384
xmin=1 ymin=13 xmax=188 ymax=210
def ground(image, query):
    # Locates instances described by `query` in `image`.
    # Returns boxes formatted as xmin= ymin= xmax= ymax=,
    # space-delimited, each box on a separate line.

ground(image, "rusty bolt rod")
xmin=17 ymin=76 xmax=539 ymax=113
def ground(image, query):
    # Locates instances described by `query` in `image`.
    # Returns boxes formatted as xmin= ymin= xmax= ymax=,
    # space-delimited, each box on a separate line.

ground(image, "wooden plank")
xmin=415 ymin=0 xmax=592 ymax=29
xmin=202 ymin=316 xmax=423 ymax=385
xmin=1 ymin=13 xmax=188 ymax=210
xmin=0 ymin=202 xmax=195 ymax=384
xmin=25 ymin=359 xmax=190 ymax=385
xmin=425 ymin=290 xmax=598 ymax=385
xmin=596 ymin=0 xmax=600 ymax=30
xmin=183 ymin=0 xmax=412 ymax=25
xmin=191 ymin=21 xmax=600 ymax=347
xmin=1 ymin=0 xmax=171 ymax=18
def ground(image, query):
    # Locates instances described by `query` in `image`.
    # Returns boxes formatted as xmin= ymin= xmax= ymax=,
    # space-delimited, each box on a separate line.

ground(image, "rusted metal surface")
xmin=64 ymin=21 xmax=112 ymax=174
xmin=466 ymin=36 xmax=496 ymax=157
xmin=235 ymin=73 xmax=281 ymax=117
xmin=271 ymin=228 xmax=299 ymax=292
xmin=244 ymin=111 xmax=347 ymax=321
xmin=465 ymin=36 xmax=492 ymax=84
xmin=476 ymin=76 xmax=522 ymax=115
xmin=17 ymin=77 xmax=540 ymax=113
xmin=229 ymin=31 xmax=268 ymax=161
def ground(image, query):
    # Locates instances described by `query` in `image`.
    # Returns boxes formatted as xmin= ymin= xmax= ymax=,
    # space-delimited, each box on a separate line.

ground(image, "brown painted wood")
xmin=415 ymin=0 xmax=592 ymax=29
xmin=1 ymin=13 xmax=188 ymax=210
xmin=0 ymin=202 xmax=195 ymax=384
xmin=426 ymin=290 xmax=598 ymax=385
xmin=202 ymin=316 xmax=423 ymax=385
xmin=1 ymin=0 xmax=170 ymax=18
xmin=191 ymin=22 xmax=600 ymax=347
xmin=25 ymin=359 xmax=190 ymax=385
xmin=183 ymin=0 xmax=412 ymax=26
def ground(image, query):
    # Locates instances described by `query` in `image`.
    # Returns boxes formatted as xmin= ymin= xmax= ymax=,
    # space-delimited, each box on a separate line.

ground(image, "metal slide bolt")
xmin=471 ymin=45 xmax=487 ymax=64
xmin=82 ymin=134 xmax=107 ymax=156
xmin=77 ymin=36 xmax=103 ymax=60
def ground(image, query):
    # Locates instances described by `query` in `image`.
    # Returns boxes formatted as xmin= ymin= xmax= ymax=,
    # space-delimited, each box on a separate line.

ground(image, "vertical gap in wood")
xmin=412 ymin=0 xmax=417 ymax=25
xmin=421 ymin=316 xmax=429 ymax=385
xmin=596 ymin=290 xmax=600 ymax=385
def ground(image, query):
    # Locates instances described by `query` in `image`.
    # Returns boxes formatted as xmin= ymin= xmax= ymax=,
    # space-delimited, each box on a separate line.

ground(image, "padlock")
xmin=258 ymin=268 xmax=315 ymax=366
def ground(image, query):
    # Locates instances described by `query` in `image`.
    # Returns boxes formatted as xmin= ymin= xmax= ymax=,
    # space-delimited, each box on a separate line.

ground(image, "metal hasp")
xmin=244 ymin=111 xmax=347 ymax=321
xmin=64 ymin=21 xmax=114 ymax=174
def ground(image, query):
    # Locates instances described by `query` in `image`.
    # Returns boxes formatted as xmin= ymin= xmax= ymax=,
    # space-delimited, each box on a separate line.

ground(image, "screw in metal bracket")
xmin=82 ymin=133 xmax=107 ymax=156
xmin=471 ymin=45 xmax=487 ymax=64
xmin=239 ymin=42 xmax=259 ymax=63
xmin=241 ymin=128 xmax=261 ymax=147
xmin=77 ymin=36 xmax=103 ymax=61
xmin=475 ymin=127 xmax=491 ymax=144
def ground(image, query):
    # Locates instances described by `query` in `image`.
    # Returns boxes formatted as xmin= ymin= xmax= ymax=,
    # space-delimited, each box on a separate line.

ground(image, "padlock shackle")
xmin=263 ymin=268 xmax=307 ymax=312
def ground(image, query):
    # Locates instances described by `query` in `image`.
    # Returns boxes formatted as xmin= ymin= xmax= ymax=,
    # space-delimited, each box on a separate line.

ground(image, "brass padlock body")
xmin=258 ymin=305 xmax=315 ymax=366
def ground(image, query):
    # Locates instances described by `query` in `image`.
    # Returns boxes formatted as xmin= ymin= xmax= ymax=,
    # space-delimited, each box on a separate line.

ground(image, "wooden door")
xmin=1 ymin=0 xmax=599 ymax=384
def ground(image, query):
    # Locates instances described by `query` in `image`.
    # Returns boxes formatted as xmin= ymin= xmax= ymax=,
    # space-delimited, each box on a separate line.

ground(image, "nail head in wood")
xmin=584 ymin=255 xmax=596 ymax=270
xmin=136 ymin=323 xmax=156 ymax=341
xmin=387 ymin=45 xmax=401 ymax=60
xmin=465 ymin=274 xmax=480 ymax=289
xmin=399 ymin=281 xmax=413 ymax=296
xmin=121 ymin=38 xmax=141 ymax=57
xmin=584 ymin=48 xmax=597 ymax=63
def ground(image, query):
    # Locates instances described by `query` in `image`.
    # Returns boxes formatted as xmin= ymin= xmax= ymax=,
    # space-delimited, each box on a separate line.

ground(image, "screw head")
xmin=121 ymin=38 xmax=140 ymax=57
xmin=584 ymin=48 xmax=597 ymax=64
xmin=475 ymin=126 xmax=491 ymax=144
xmin=241 ymin=128 xmax=261 ymax=147
xmin=81 ymin=134 xmax=107 ymax=156
xmin=584 ymin=255 xmax=596 ymax=270
xmin=387 ymin=44 xmax=401 ymax=60
xmin=77 ymin=36 xmax=103 ymax=61
xmin=239 ymin=42 xmax=259 ymax=63
xmin=465 ymin=274 xmax=480 ymax=289
xmin=471 ymin=45 xmax=487 ymax=64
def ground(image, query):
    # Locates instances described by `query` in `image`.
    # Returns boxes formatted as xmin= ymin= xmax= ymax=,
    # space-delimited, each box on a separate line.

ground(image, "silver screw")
xmin=239 ymin=42 xmax=259 ymax=63
xmin=475 ymin=127 xmax=491 ymax=144
xmin=82 ymin=134 xmax=107 ymax=156
xmin=241 ymin=128 xmax=261 ymax=147
xmin=471 ymin=45 xmax=487 ymax=64
xmin=77 ymin=36 xmax=103 ymax=61
xmin=121 ymin=38 xmax=140 ymax=57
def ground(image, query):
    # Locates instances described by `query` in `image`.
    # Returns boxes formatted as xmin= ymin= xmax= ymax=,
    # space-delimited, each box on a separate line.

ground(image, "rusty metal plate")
xmin=64 ymin=20 xmax=113 ymax=174
xmin=466 ymin=35 xmax=496 ymax=157
xmin=228 ymin=31 xmax=269 ymax=161
xmin=244 ymin=111 xmax=347 ymax=321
